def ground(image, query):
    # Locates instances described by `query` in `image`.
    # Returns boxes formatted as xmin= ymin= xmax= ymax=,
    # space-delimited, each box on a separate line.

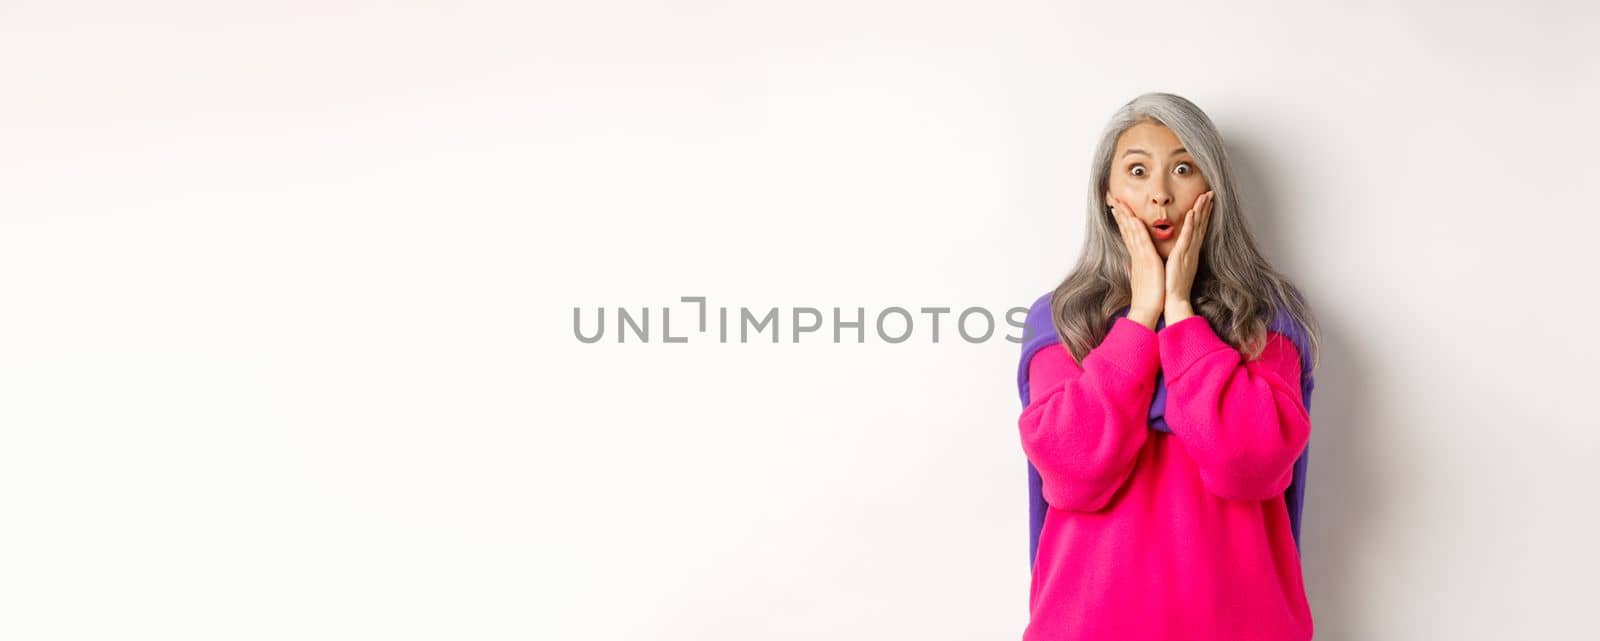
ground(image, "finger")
xmin=1189 ymin=205 xmax=1202 ymax=254
xmin=1108 ymin=197 xmax=1130 ymax=237
xmin=1190 ymin=192 xmax=1203 ymax=234
xmin=1120 ymin=201 xmax=1159 ymax=256
xmin=1177 ymin=195 xmax=1199 ymax=242
xmin=1111 ymin=201 xmax=1139 ymax=256
xmin=1172 ymin=213 xmax=1197 ymax=278
xmin=1190 ymin=191 xmax=1209 ymax=247
xmin=1110 ymin=198 xmax=1145 ymax=252
xmin=1172 ymin=205 xmax=1193 ymax=255
xmin=1191 ymin=205 xmax=1208 ymax=259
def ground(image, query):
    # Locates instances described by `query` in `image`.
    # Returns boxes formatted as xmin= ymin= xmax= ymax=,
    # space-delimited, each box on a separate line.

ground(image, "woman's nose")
xmin=1149 ymin=192 xmax=1171 ymax=206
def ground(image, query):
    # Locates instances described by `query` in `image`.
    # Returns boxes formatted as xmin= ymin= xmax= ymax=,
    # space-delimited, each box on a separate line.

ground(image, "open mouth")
xmin=1150 ymin=221 xmax=1175 ymax=240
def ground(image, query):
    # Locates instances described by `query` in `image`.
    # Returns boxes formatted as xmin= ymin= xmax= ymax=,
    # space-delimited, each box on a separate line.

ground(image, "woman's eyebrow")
xmin=1121 ymin=147 xmax=1188 ymax=158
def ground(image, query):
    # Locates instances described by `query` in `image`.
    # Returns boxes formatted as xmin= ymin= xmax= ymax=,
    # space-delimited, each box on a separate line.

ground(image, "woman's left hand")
xmin=1165 ymin=190 xmax=1214 ymax=308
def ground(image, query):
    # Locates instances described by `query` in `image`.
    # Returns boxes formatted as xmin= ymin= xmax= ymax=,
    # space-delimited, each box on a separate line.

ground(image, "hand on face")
xmin=1164 ymin=190 xmax=1213 ymax=305
xmin=1107 ymin=193 xmax=1167 ymax=319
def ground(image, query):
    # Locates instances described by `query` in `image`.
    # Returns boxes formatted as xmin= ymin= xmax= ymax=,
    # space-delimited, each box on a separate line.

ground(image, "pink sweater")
xmin=1019 ymin=315 xmax=1314 ymax=641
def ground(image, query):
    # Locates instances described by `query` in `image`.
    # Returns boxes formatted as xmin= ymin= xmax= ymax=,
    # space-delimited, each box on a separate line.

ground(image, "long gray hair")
xmin=1050 ymin=92 xmax=1321 ymax=370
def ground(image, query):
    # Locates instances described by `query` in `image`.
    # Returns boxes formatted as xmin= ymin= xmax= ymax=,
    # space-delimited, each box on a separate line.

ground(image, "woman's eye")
xmin=1130 ymin=162 xmax=1195 ymax=177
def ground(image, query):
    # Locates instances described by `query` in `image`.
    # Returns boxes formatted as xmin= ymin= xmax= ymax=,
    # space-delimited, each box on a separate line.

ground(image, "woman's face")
xmin=1106 ymin=120 xmax=1212 ymax=260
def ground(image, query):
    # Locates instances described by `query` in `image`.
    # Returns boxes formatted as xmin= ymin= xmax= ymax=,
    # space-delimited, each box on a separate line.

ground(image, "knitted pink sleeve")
xmin=1157 ymin=315 xmax=1311 ymax=502
xmin=1019 ymin=317 xmax=1161 ymax=512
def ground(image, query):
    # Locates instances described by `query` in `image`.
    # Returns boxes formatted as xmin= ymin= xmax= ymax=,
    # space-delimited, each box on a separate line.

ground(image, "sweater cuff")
xmin=1097 ymin=316 xmax=1160 ymax=380
xmin=1157 ymin=315 xmax=1234 ymax=382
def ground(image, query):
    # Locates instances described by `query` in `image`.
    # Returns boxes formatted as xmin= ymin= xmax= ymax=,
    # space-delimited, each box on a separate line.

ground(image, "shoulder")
xmin=1260 ymin=310 xmax=1314 ymax=385
xmin=1020 ymin=290 xmax=1057 ymax=348
xmin=1026 ymin=290 xmax=1053 ymax=324
xmin=1264 ymin=307 xmax=1312 ymax=370
xmin=1026 ymin=343 xmax=1075 ymax=403
xmin=1017 ymin=291 xmax=1067 ymax=403
xmin=1260 ymin=332 xmax=1300 ymax=368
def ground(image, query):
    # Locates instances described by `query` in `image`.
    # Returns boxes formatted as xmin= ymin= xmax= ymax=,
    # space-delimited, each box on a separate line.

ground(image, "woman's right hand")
xmin=1108 ymin=194 xmax=1165 ymax=329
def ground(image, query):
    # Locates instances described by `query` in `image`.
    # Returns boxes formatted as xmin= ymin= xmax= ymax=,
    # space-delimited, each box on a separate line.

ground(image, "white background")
xmin=3 ymin=1 xmax=1597 ymax=639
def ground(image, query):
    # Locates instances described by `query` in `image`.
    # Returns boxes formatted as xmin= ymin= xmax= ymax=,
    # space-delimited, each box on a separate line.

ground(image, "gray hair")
xmin=1049 ymin=92 xmax=1322 ymax=370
